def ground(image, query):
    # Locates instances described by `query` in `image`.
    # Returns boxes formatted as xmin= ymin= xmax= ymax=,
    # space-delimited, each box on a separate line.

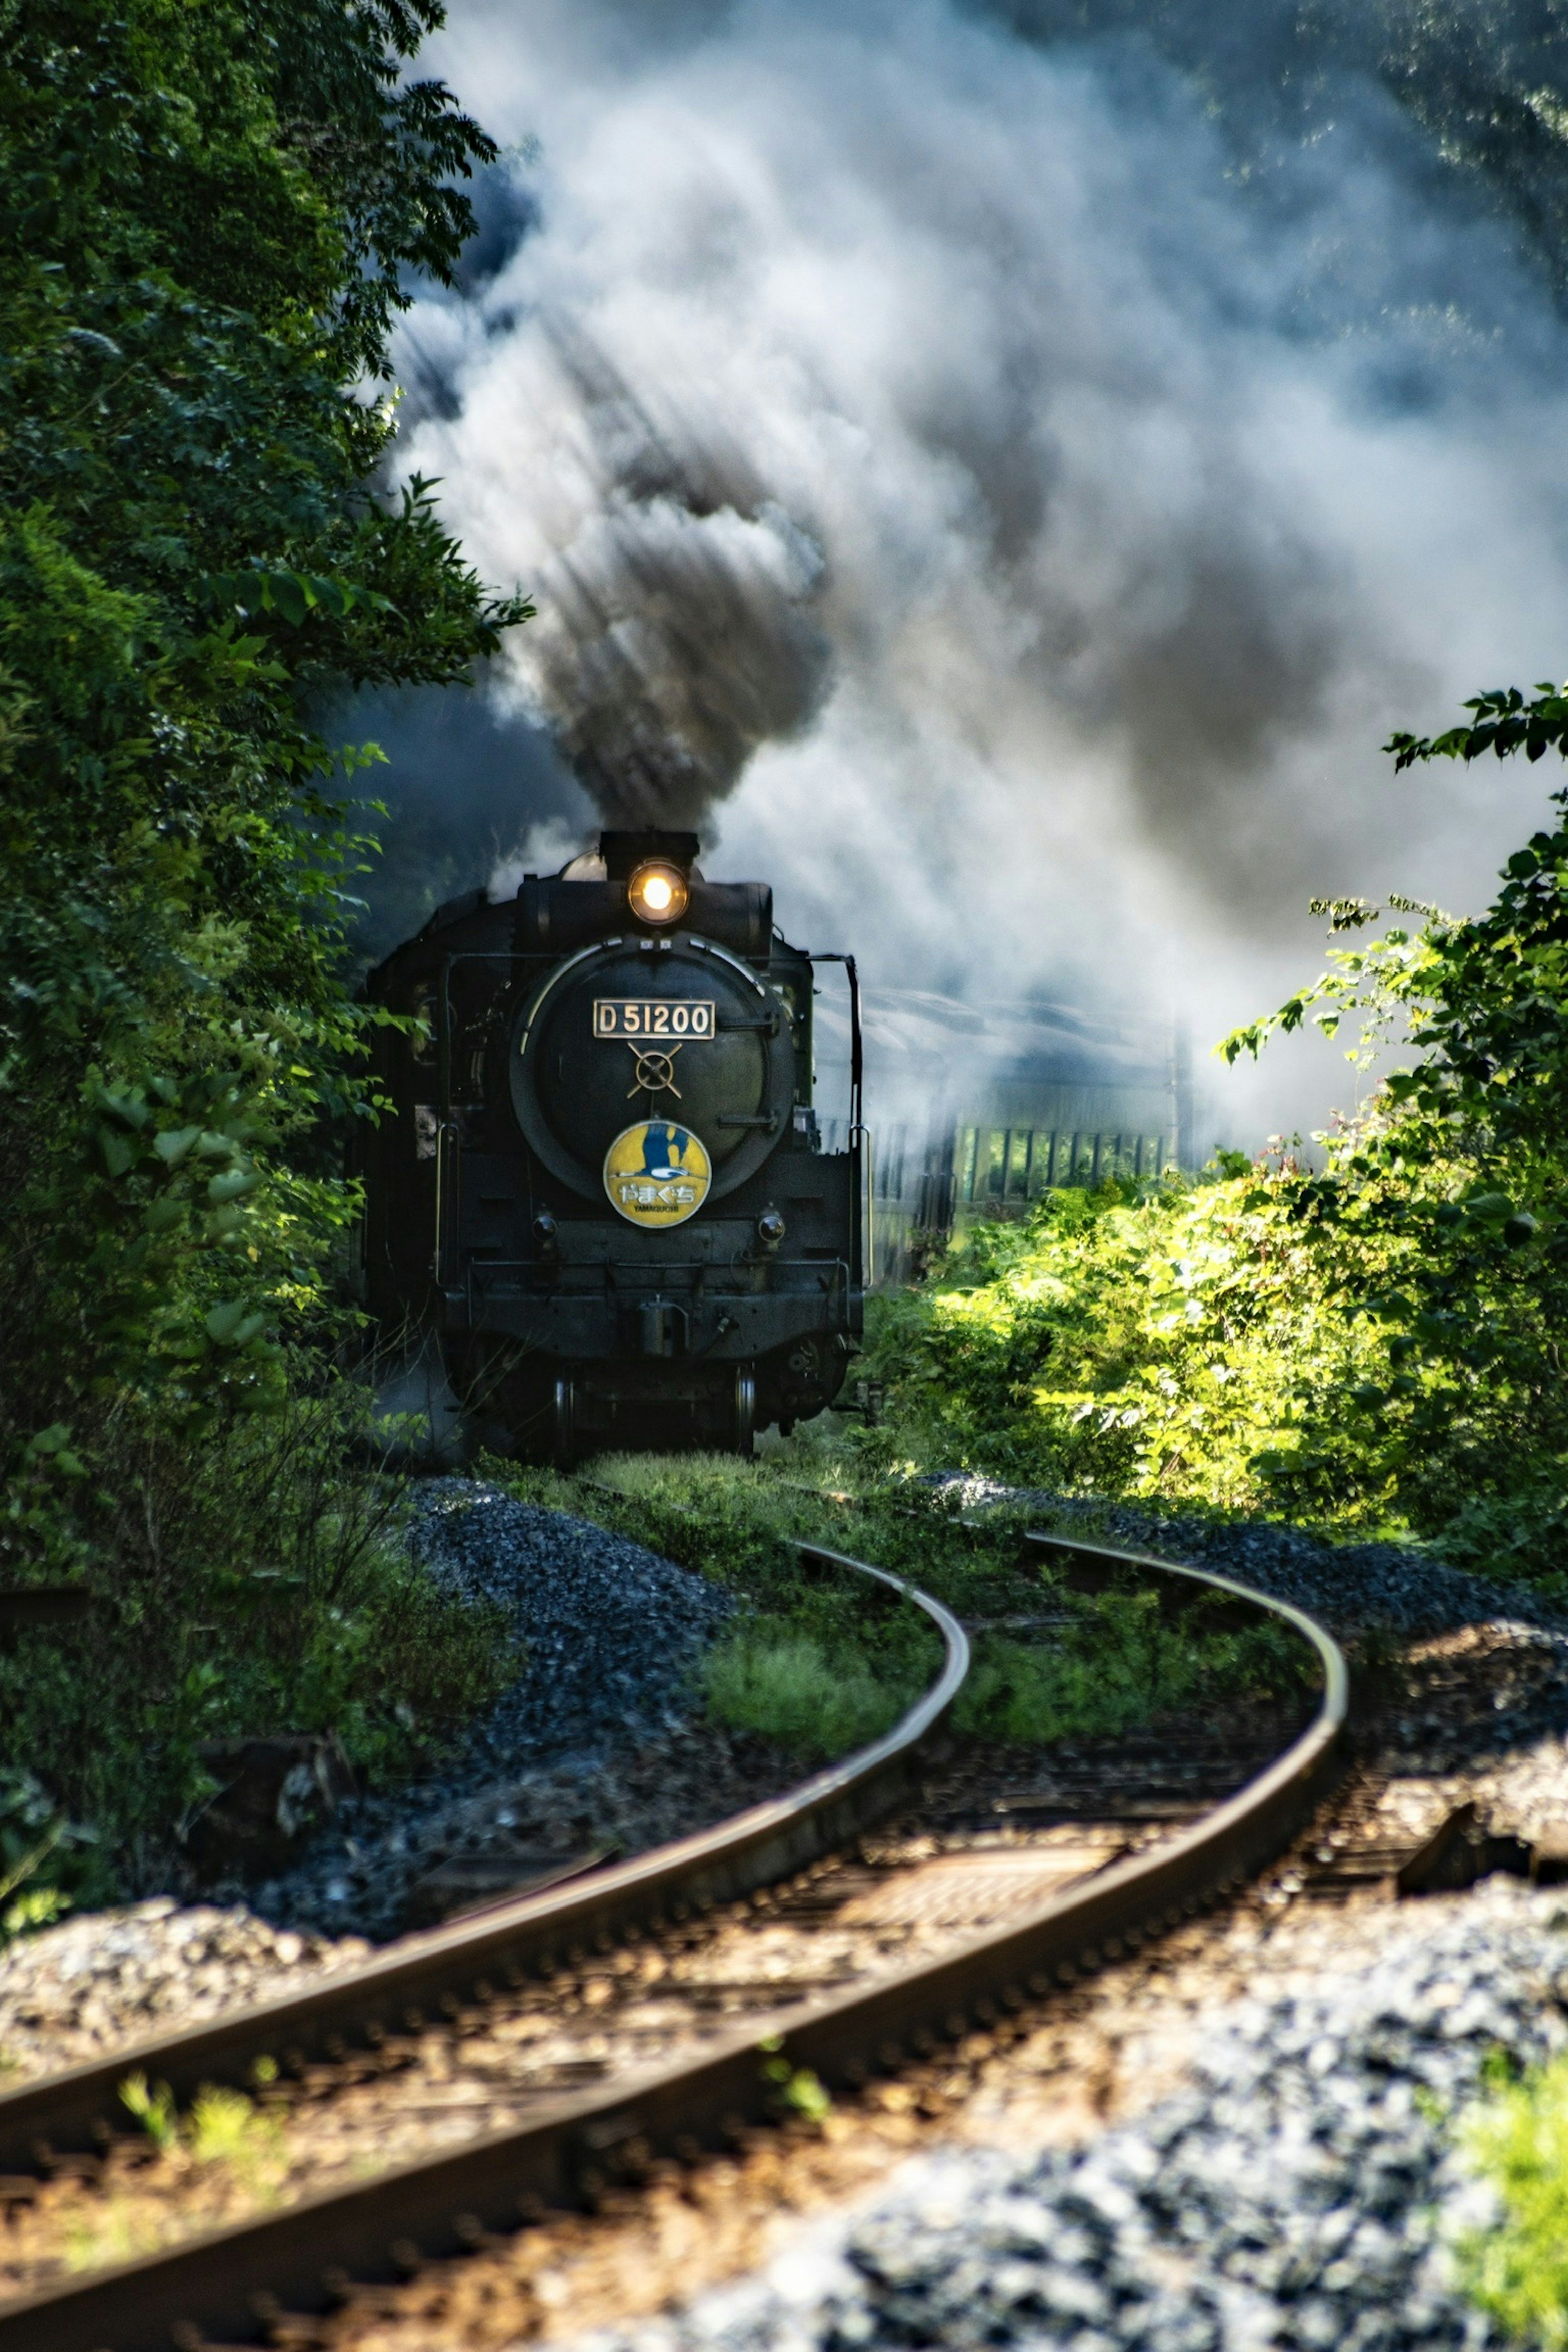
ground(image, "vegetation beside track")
xmin=1458 ymin=2049 xmax=1568 ymax=2347
xmin=861 ymin=734 xmax=1568 ymax=1605
xmin=501 ymin=1453 xmax=1314 ymax=1762
xmin=0 ymin=0 xmax=527 ymax=1911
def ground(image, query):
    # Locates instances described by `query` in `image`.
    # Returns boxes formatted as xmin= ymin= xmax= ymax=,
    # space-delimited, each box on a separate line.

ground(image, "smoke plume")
xmin=385 ymin=0 xmax=1568 ymax=1127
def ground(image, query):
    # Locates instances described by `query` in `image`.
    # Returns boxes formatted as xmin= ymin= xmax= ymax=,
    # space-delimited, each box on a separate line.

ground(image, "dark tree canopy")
xmin=0 ymin=0 xmax=531 ymax=1870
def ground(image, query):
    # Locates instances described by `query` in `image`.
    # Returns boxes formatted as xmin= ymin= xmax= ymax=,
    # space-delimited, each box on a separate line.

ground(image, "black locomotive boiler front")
xmin=360 ymin=830 xmax=864 ymax=1461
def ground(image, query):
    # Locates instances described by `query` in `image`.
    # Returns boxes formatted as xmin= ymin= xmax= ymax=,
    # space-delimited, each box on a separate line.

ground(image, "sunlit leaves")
xmin=872 ymin=742 xmax=1568 ymax=1575
xmin=203 ymin=569 xmax=395 ymax=627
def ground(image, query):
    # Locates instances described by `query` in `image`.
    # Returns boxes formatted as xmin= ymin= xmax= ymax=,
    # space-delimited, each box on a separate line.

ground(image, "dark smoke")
xmin=523 ymin=330 xmax=831 ymax=825
xmin=375 ymin=0 xmax=1568 ymax=1134
xmin=333 ymin=681 xmax=588 ymax=957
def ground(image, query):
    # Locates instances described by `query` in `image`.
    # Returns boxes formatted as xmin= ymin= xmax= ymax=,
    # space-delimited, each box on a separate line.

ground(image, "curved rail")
xmin=0 ymin=1552 xmax=968 ymax=2184
xmin=0 ymin=1530 xmax=1347 ymax=2352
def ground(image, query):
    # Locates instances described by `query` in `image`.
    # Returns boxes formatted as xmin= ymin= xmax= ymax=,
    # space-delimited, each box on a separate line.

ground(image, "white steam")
xmin=397 ymin=0 xmax=1568 ymax=1134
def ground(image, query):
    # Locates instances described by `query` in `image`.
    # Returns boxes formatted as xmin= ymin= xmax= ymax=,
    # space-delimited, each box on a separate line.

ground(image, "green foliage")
xmin=71 ymin=2071 xmax=291 ymax=2268
xmin=863 ymin=1170 xmax=1393 ymax=1522
xmin=0 ymin=1381 xmax=516 ymax=1861
xmin=119 ymin=2072 xmax=180 ymax=2155
xmin=1389 ymin=681 xmax=1568 ymax=773
xmin=758 ymin=2037 xmax=833 ymax=2122
xmin=864 ymin=690 xmax=1568 ymax=1586
xmin=1458 ymin=2048 xmax=1568 ymax=2347
xmin=508 ymin=1450 xmax=1315 ymax=1760
xmin=120 ymin=2068 xmax=283 ymax=2176
xmin=704 ymin=1631 xmax=908 ymax=1759
xmin=0 ymin=0 xmax=530 ymax=1466
xmin=950 ymin=1594 xmax=1307 ymax=1745
xmin=0 ymin=1768 xmax=108 ymax=1947
xmin=0 ymin=0 xmax=531 ymax=1882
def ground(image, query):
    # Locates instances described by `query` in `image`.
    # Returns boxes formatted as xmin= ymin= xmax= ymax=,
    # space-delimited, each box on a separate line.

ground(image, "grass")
xmin=491 ymin=1433 xmax=1316 ymax=1762
xmin=0 ymin=1375 xmax=519 ymax=1919
xmin=1458 ymin=2051 xmax=1568 ymax=2345
xmin=59 ymin=2073 xmax=291 ymax=2274
xmin=119 ymin=2069 xmax=287 ymax=2183
xmin=704 ymin=1630 xmax=909 ymax=1759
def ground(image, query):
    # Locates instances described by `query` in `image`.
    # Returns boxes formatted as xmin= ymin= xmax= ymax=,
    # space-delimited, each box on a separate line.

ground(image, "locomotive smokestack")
xmin=599 ymin=830 xmax=700 ymax=879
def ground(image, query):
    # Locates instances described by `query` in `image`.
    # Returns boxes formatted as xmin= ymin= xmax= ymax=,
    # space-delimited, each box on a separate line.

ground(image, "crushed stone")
xmin=940 ymin=1474 xmax=1565 ymax=1638
xmin=244 ymin=1483 xmax=750 ymax=1938
xmin=0 ymin=1901 xmax=368 ymax=2085
xmin=571 ymin=1876 xmax=1568 ymax=2352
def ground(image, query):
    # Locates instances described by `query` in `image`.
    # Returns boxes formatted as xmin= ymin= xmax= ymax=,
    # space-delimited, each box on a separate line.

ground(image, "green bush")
xmin=0 ymin=1 xmax=531 ymax=1889
xmin=704 ymin=1630 xmax=908 ymax=1760
xmin=0 ymin=1377 xmax=516 ymax=1885
xmin=864 ymin=731 xmax=1568 ymax=1586
xmin=1459 ymin=2049 xmax=1568 ymax=2345
xmin=862 ymin=1168 xmax=1389 ymax=1523
xmin=951 ymin=1596 xmax=1309 ymax=1745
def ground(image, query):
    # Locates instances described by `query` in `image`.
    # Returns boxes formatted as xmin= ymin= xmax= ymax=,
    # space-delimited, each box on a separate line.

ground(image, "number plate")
xmin=594 ymin=998 xmax=715 ymax=1039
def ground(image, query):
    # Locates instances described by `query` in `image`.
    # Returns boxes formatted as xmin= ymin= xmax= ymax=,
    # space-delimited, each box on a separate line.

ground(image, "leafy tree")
xmin=869 ymin=676 xmax=1568 ymax=1590
xmin=0 ymin=0 xmax=530 ymax=1865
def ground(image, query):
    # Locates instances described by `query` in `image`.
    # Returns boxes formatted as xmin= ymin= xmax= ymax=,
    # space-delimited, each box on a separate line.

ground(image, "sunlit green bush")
xmin=1459 ymin=2049 xmax=1568 ymax=2346
xmin=865 ymin=747 xmax=1568 ymax=1589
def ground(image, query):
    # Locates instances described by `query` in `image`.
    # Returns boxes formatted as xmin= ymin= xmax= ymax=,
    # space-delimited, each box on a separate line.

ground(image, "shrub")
xmin=1459 ymin=2049 xmax=1568 ymax=2346
xmin=704 ymin=1630 xmax=907 ymax=1759
xmin=865 ymin=739 xmax=1568 ymax=1585
xmin=0 ymin=0 xmax=530 ymax=1885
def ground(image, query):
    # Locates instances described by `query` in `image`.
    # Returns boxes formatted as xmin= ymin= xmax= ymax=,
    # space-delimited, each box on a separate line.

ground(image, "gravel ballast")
xmin=410 ymin=1481 xmax=734 ymax=1771
xmin=573 ymin=1878 xmax=1568 ymax=2352
xmin=940 ymin=1474 xmax=1565 ymax=1639
xmin=0 ymin=1488 xmax=773 ymax=2059
xmin=0 ymin=1902 xmax=369 ymax=2082
xmin=246 ymin=1482 xmax=757 ymax=1937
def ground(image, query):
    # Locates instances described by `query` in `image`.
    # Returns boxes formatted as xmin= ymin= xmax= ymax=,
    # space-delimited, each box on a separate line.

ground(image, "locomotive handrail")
xmin=804 ymin=950 xmax=867 ymax=1294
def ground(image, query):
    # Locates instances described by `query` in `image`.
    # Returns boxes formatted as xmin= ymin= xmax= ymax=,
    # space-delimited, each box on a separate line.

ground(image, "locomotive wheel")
xmin=733 ymin=1368 xmax=756 ymax=1457
xmin=552 ymin=1376 xmax=577 ymax=1471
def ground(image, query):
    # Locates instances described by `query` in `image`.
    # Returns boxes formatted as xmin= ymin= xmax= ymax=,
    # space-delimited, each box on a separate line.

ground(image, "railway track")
xmin=0 ymin=1530 xmax=1349 ymax=2352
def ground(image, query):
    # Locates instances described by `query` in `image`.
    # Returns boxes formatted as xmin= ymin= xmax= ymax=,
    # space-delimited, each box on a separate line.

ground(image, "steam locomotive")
xmin=359 ymin=830 xmax=864 ymax=1462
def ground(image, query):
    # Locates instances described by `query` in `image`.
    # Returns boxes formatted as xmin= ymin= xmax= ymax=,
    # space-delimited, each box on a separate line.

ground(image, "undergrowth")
xmin=0 ymin=1375 xmax=513 ymax=1920
xmin=856 ymin=762 xmax=1568 ymax=1597
xmin=58 ymin=2072 xmax=290 ymax=2274
xmin=1457 ymin=2049 xmax=1568 ymax=2345
xmin=498 ymin=1448 xmax=1314 ymax=1762
xmin=705 ymin=1634 xmax=902 ymax=1757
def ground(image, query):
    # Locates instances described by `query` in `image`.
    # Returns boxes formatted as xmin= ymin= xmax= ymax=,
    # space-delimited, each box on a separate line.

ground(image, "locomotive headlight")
xmin=627 ymin=860 xmax=689 ymax=926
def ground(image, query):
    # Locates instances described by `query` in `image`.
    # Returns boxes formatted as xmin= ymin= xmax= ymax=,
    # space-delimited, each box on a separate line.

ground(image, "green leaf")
xmin=204 ymin=1301 xmax=258 ymax=1344
xmin=152 ymin=1126 xmax=200 ymax=1163
xmin=206 ymin=1167 xmax=259 ymax=1203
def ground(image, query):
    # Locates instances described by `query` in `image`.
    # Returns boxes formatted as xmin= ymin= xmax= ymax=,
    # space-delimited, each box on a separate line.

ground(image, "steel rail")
xmin=0 ymin=1553 xmax=968 ymax=2184
xmin=0 ymin=1531 xmax=1347 ymax=2352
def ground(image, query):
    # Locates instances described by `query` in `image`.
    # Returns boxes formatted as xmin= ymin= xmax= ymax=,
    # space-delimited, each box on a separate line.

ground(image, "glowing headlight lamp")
xmin=627 ymin=859 xmax=690 ymax=927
